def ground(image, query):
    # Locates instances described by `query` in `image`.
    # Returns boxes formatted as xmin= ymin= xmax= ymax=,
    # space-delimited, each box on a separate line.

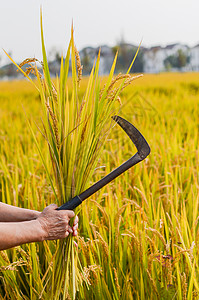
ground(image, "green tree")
xmin=113 ymin=44 xmax=144 ymax=73
xmin=177 ymin=49 xmax=188 ymax=68
xmin=164 ymin=49 xmax=189 ymax=70
xmin=81 ymin=49 xmax=92 ymax=75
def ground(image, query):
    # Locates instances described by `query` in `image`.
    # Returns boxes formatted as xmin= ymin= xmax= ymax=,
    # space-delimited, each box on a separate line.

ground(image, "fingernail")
xmin=73 ymin=230 xmax=78 ymax=236
xmin=68 ymin=227 xmax=73 ymax=233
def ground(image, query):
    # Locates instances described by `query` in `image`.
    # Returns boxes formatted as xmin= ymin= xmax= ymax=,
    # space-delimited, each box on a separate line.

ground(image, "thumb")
xmin=45 ymin=204 xmax=58 ymax=211
xmin=65 ymin=210 xmax=75 ymax=219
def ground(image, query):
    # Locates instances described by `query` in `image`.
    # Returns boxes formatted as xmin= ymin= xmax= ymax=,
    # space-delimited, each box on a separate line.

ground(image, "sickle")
xmin=57 ymin=115 xmax=150 ymax=210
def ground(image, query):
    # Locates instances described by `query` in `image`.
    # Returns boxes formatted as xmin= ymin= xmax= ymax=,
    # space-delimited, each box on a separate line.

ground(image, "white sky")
xmin=0 ymin=0 xmax=199 ymax=65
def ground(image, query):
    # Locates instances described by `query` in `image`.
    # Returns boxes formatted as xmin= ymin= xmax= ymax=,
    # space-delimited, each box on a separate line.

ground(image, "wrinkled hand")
xmin=36 ymin=204 xmax=78 ymax=241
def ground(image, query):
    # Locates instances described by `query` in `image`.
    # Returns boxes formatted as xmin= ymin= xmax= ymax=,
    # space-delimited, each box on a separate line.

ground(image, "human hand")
xmin=72 ymin=215 xmax=79 ymax=237
xmin=36 ymin=204 xmax=78 ymax=241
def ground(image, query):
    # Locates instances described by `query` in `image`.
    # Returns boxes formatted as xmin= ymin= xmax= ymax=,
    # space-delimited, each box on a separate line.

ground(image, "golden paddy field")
xmin=0 ymin=73 xmax=199 ymax=299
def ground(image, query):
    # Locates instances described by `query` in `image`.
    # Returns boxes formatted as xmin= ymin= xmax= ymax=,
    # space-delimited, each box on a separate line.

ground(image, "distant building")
xmin=143 ymin=43 xmax=190 ymax=73
xmin=79 ymin=45 xmax=114 ymax=75
xmin=164 ymin=43 xmax=188 ymax=56
xmin=2 ymin=42 xmax=199 ymax=79
xmin=98 ymin=45 xmax=114 ymax=75
xmin=143 ymin=46 xmax=166 ymax=73
xmin=190 ymin=44 xmax=199 ymax=71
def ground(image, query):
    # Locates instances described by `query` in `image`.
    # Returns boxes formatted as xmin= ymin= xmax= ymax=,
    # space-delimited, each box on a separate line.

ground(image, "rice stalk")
xmin=2 ymin=19 xmax=199 ymax=298
xmin=4 ymin=9 xmax=142 ymax=298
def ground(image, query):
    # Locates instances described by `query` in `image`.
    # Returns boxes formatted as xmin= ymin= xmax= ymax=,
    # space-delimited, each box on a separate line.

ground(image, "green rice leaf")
xmin=40 ymin=8 xmax=52 ymax=92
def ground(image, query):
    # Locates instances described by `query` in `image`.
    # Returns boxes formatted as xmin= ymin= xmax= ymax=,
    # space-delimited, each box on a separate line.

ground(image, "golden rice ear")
xmin=75 ymin=45 xmax=83 ymax=87
xmin=45 ymin=100 xmax=60 ymax=149
xmin=2 ymin=48 xmax=199 ymax=300
xmin=4 ymin=9 xmax=151 ymax=300
xmin=18 ymin=58 xmax=43 ymax=78
xmin=3 ymin=49 xmax=39 ymax=90
xmin=18 ymin=58 xmax=40 ymax=68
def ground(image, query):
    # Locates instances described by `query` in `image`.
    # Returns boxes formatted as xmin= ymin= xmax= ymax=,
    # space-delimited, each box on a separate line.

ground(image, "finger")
xmin=73 ymin=224 xmax=78 ymax=231
xmin=64 ymin=231 xmax=70 ymax=238
xmin=47 ymin=203 xmax=58 ymax=210
xmin=68 ymin=226 xmax=73 ymax=234
xmin=65 ymin=210 xmax=75 ymax=218
xmin=73 ymin=230 xmax=78 ymax=237
xmin=73 ymin=215 xmax=79 ymax=226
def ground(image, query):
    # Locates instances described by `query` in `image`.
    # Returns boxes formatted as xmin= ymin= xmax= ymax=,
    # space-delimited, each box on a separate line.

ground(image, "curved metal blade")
xmin=112 ymin=115 xmax=151 ymax=159
xmin=58 ymin=115 xmax=151 ymax=210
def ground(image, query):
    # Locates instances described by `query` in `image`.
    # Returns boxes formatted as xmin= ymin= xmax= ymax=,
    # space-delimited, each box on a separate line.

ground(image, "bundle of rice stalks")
xmin=4 ymin=10 xmax=141 ymax=299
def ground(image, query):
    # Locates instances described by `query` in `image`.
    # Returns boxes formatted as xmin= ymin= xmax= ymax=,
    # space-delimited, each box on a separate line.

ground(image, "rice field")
xmin=0 ymin=70 xmax=199 ymax=299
